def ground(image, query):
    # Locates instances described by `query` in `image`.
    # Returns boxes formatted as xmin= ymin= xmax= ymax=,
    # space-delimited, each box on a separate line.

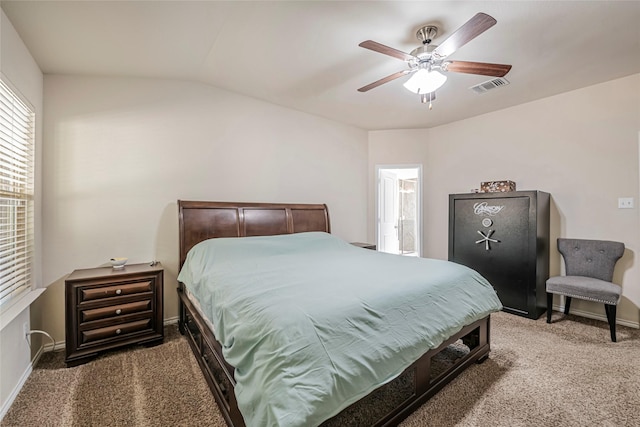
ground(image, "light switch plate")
xmin=618 ymin=197 xmax=634 ymax=209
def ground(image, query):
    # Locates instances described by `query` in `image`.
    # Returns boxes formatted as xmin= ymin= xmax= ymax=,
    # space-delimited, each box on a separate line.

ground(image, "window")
xmin=0 ymin=79 xmax=35 ymax=307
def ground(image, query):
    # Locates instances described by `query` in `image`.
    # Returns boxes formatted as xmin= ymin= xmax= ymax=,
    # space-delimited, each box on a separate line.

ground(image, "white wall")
xmin=369 ymin=74 xmax=640 ymax=325
xmin=33 ymin=75 xmax=368 ymax=345
xmin=0 ymin=10 xmax=44 ymax=418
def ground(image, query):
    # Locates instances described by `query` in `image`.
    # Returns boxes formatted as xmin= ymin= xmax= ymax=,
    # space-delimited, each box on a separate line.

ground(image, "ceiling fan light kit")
xmin=358 ymin=12 xmax=512 ymax=109
xmin=403 ymin=69 xmax=447 ymax=94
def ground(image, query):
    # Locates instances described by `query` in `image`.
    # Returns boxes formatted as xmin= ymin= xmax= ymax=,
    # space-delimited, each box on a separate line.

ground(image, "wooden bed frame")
xmin=177 ymin=200 xmax=492 ymax=427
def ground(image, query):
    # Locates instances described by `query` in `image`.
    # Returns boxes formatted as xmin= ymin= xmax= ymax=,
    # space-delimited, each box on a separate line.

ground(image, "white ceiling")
xmin=2 ymin=1 xmax=639 ymax=131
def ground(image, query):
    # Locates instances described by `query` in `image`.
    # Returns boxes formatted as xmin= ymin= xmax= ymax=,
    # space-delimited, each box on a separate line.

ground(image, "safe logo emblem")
xmin=473 ymin=202 xmax=504 ymax=216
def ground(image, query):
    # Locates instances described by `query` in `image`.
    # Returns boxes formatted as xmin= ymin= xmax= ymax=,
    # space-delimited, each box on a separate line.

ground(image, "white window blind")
xmin=0 ymin=79 xmax=35 ymax=307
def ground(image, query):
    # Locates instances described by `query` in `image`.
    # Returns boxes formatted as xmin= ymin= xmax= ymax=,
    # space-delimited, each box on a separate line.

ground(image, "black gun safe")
xmin=448 ymin=191 xmax=550 ymax=319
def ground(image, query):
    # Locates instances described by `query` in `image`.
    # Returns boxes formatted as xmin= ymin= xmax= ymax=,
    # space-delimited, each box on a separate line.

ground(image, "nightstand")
xmin=65 ymin=263 xmax=164 ymax=366
xmin=351 ymin=242 xmax=377 ymax=250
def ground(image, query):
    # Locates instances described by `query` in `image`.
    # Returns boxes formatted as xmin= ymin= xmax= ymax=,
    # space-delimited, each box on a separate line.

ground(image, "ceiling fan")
xmin=358 ymin=12 xmax=512 ymax=109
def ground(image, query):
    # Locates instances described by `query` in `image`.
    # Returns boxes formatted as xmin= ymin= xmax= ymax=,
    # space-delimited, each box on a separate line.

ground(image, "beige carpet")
xmin=2 ymin=311 xmax=639 ymax=426
xmin=1 ymin=326 xmax=224 ymax=427
xmin=401 ymin=312 xmax=640 ymax=427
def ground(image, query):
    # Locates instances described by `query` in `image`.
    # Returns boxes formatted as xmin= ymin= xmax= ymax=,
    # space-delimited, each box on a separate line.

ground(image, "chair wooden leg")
xmin=546 ymin=293 xmax=553 ymax=323
xmin=605 ymin=304 xmax=617 ymax=342
xmin=564 ymin=296 xmax=572 ymax=315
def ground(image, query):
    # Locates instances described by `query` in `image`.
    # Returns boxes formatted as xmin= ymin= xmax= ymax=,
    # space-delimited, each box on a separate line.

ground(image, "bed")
xmin=176 ymin=200 xmax=502 ymax=426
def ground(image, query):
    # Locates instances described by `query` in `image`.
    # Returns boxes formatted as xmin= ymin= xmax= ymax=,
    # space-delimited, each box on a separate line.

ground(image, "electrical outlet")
xmin=618 ymin=197 xmax=634 ymax=209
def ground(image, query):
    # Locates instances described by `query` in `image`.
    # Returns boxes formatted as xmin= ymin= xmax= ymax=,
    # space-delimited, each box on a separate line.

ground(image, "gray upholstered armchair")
xmin=546 ymin=238 xmax=625 ymax=342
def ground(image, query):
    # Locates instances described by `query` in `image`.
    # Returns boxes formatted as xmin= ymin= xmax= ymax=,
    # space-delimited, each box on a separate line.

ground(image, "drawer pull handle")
xmin=115 ymin=309 xmax=122 ymax=315
xmin=115 ymin=328 xmax=122 ymax=335
xmin=115 ymin=289 xmax=122 ymax=295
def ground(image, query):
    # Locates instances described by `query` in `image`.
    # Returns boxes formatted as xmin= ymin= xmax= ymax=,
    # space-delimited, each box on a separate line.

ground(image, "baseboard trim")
xmin=164 ymin=316 xmax=179 ymax=325
xmin=552 ymin=304 xmax=640 ymax=329
xmin=0 ymin=361 xmax=32 ymax=421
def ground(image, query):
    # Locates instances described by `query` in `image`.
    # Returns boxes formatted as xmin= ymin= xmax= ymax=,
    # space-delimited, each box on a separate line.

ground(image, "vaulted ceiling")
xmin=2 ymin=1 xmax=639 ymax=130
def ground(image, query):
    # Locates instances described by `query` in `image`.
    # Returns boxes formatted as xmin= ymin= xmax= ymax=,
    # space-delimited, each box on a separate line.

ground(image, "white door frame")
xmin=375 ymin=164 xmax=423 ymax=256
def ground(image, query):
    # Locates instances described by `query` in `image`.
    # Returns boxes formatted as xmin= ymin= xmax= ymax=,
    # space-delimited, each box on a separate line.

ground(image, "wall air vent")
xmin=470 ymin=77 xmax=510 ymax=94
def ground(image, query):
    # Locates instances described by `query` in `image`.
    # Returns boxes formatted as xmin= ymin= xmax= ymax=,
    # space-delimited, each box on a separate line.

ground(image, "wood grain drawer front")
xmin=81 ymin=319 xmax=151 ymax=344
xmin=80 ymin=280 xmax=152 ymax=302
xmin=202 ymin=344 xmax=233 ymax=411
xmin=81 ymin=300 xmax=151 ymax=323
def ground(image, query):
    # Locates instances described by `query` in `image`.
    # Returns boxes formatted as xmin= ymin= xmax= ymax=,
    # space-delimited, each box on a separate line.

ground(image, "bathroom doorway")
xmin=376 ymin=165 xmax=422 ymax=256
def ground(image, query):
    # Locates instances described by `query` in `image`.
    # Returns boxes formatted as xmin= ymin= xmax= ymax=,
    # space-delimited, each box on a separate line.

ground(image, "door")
xmin=376 ymin=166 xmax=422 ymax=256
xmin=379 ymin=170 xmax=399 ymax=254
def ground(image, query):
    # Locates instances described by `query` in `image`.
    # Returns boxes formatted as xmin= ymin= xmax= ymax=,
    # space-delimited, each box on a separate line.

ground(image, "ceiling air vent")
xmin=470 ymin=77 xmax=510 ymax=94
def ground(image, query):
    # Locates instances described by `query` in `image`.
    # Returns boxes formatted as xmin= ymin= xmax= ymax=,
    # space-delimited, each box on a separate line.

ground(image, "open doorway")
xmin=376 ymin=165 xmax=422 ymax=256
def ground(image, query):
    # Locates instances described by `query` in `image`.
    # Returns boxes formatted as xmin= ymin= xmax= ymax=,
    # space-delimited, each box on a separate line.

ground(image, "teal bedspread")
xmin=178 ymin=232 xmax=502 ymax=427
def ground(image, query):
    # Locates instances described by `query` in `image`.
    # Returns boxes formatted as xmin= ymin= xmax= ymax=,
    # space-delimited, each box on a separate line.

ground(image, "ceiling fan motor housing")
xmin=409 ymin=26 xmax=439 ymax=69
xmin=409 ymin=44 xmax=437 ymax=60
xmin=416 ymin=25 xmax=438 ymax=45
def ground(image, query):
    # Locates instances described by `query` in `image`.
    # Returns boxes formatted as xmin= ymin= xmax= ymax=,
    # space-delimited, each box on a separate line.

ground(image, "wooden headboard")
xmin=178 ymin=200 xmax=330 ymax=268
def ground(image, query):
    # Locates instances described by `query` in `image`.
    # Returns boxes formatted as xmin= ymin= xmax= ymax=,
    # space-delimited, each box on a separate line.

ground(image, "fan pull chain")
xmin=420 ymin=93 xmax=434 ymax=110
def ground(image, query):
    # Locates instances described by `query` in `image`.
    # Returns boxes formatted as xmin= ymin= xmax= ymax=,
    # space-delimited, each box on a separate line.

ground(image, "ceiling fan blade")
xmin=359 ymin=40 xmax=416 ymax=62
xmin=444 ymin=60 xmax=512 ymax=77
xmin=357 ymin=70 xmax=412 ymax=92
xmin=433 ymin=13 xmax=497 ymax=59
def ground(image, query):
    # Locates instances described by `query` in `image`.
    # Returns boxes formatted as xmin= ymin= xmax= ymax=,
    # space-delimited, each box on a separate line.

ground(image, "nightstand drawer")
xmin=81 ymin=299 xmax=151 ymax=323
xmin=81 ymin=318 xmax=152 ymax=344
xmin=80 ymin=280 xmax=152 ymax=303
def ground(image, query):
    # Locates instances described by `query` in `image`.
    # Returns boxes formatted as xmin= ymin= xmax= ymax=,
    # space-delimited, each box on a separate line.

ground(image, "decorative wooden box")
xmin=481 ymin=180 xmax=516 ymax=192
